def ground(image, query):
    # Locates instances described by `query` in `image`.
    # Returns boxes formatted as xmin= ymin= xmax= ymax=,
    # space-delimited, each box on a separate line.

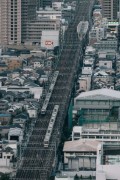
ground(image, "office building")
xmin=102 ymin=0 xmax=119 ymax=21
xmin=21 ymin=0 xmax=37 ymax=43
xmin=25 ymin=18 xmax=60 ymax=45
xmin=0 ymin=0 xmax=21 ymax=45
xmin=0 ymin=0 xmax=37 ymax=45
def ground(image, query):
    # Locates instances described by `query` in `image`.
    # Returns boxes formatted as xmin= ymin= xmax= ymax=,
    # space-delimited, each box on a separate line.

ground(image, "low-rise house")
xmin=11 ymin=71 xmax=20 ymax=79
xmin=92 ymin=70 xmax=114 ymax=89
xmin=8 ymin=125 xmax=23 ymax=143
xmin=85 ymin=46 xmax=96 ymax=57
xmin=12 ymin=77 xmax=25 ymax=86
xmin=33 ymin=61 xmax=42 ymax=69
xmin=13 ymin=113 xmax=29 ymax=128
xmin=0 ymin=114 xmax=11 ymax=125
xmin=0 ymin=100 xmax=9 ymax=113
xmin=27 ymin=106 xmax=38 ymax=118
xmin=0 ymin=86 xmax=43 ymax=101
xmin=7 ymin=104 xmax=22 ymax=115
xmin=2 ymin=56 xmax=23 ymax=71
xmin=0 ymin=64 xmax=8 ymax=73
xmin=4 ymin=91 xmax=16 ymax=102
xmin=0 ymin=140 xmax=17 ymax=173
xmin=0 ymin=126 xmax=11 ymax=139
xmin=99 ymin=58 xmax=113 ymax=69
xmin=82 ymin=67 xmax=93 ymax=75
xmin=78 ymin=75 xmax=91 ymax=92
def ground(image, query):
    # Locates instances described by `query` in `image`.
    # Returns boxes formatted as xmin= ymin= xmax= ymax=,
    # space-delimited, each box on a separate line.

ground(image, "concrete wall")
xmin=61 ymin=170 xmax=96 ymax=177
xmin=55 ymin=177 xmax=73 ymax=180
xmin=97 ymin=164 xmax=120 ymax=180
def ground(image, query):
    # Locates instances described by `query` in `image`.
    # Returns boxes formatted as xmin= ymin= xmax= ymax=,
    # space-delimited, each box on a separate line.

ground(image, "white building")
xmin=8 ymin=127 xmax=23 ymax=143
xmin=52 ymin=2 xmax=63 ymax=10
xmin=27 ymin=107 xmax=37 ymax=118
xmin=82 ymin=67 xmax=93 ymax=75
xmin=85 ymin=46 xmax=96 ymax=56
xmin=78 ymin=75 xmax=91 ymax=92
xmin=0 ymin=140 xmax=17 ymax=173
xmin=41 ymin=30 xmax=59 ymax=50
xmin=99 ymin=59 xmax=112 ymax=69
xmin=96 ymin=143 xmax=120 ymax=180
xmin=0 ymin=86 xmax=43 ymax=101
xmin=37 ymin=8 xmax=62 ymax=20
xmin=72 ymin=126 xmax=120 ymax=143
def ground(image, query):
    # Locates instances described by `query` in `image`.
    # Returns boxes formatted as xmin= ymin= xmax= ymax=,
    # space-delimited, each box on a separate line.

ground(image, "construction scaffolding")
xmin=78 ymin=108 xmax=113 ymax=125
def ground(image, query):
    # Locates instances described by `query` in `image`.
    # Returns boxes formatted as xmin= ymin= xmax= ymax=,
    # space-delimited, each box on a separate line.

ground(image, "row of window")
xmin=82 ymin=135 xmax=120 ymax=139
xmin=11 ymin=38 xmax=17 ymax=40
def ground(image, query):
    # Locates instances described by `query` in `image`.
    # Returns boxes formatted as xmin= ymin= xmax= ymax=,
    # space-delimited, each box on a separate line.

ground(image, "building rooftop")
xmin=63 ymin=139 xmax=99 ymax=152
xmin=75 ymin=88 xmax=120 ymax=100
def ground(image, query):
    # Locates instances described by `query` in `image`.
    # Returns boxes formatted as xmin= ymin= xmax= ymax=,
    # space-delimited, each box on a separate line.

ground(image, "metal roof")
xmin=75 ymin=88 xmax=120 ymax=100
xmin=63 ymin=139 xmax=99 ymax=152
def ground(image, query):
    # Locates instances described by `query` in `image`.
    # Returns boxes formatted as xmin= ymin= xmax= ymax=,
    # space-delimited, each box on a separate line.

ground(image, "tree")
xmin=0 ymin=174 xmax=10 ymax=180
xmin=89 ymin=175 xmax=92 ymax=179
xmin=74 ymin=174 xmax=79 ymax=180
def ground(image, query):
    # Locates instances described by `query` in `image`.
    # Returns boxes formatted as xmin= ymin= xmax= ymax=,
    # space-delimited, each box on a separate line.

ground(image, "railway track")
xmin=12 ymin=0 xmax=94 ymax=179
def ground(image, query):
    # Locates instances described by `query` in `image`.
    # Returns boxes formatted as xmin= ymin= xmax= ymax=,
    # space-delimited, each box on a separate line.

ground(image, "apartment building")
xmin=0 ymin=0 xmax=37 ymax=45
xmin=21 ymin=0 xmax=37 ymax=43
xmin=0 ymin=0 xmax=21 ymax=45
xmin=102 ymin=0 xmax=119 ymax=21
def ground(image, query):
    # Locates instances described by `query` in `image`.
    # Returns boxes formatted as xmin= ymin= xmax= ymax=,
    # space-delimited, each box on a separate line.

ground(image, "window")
xmin=74 ymin=133 xmax=80 ymax=137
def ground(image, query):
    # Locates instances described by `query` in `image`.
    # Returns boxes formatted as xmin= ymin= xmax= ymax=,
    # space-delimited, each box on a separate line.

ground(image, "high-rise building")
xmin=21 ymin=0 xmax=37 ymax=43
xmin=0 ymin=0 xmax=21 ymax=45
xmin=102 ymin=0 xmax=119 ymax=21
xmin=0 ymin=0 xmax=37 ymax=45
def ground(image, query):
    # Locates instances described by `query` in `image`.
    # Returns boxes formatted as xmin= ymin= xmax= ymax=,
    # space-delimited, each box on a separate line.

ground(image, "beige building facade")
xmin=0 ymin=0 xmax=21 ymax=45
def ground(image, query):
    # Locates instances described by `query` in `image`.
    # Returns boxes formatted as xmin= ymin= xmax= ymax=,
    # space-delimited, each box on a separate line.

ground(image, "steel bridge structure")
xmin=12 ymin=0 xmax=94 ymax=179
